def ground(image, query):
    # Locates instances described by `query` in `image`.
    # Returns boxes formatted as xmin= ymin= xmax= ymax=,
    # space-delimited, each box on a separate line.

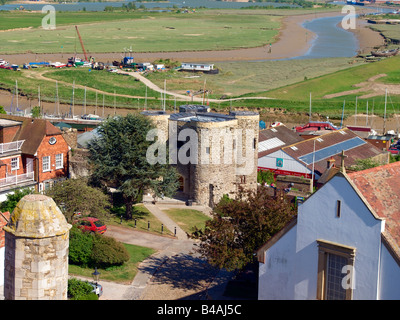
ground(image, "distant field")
xmin=0 ymin=10 xmax=280 ymax=54
xmin=260 ymin=55 xmax=400 ymax=100
xmin=147 ymin=57 xmax=364 ymax=98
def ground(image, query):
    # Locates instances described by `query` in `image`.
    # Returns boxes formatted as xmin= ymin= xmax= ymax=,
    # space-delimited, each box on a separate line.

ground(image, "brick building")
xmin=0 ymin=115 xmax=70 ymax=199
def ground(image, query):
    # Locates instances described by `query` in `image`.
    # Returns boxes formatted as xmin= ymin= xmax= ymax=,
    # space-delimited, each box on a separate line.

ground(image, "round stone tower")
xmin=3 ymin=194 xmax=71 ymax=300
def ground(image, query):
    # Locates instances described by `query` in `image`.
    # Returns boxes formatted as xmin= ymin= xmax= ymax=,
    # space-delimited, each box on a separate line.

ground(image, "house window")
xmin=316 ymin=240 xmax=356 ymax=300
xmin=55 ymin=153 xmax=63 ymax=169
xmin=11 ymin=157 xmax=19 ymax=170
xmin=42 ymin=156 xmax=50 ymax=172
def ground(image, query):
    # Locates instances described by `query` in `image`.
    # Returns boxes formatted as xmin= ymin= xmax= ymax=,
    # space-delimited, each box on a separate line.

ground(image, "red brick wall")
xmin=0 ymin=211 xmax=10 ymax=249
xmin=0 ymin=155 xmax=25 ymax=179
xmin=36 ymin=134 xmax=69 ymax=183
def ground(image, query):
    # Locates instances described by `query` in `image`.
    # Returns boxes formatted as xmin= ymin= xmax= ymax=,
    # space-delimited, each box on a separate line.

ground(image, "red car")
xmin=76 ymin=217 xmax=107 ymax=234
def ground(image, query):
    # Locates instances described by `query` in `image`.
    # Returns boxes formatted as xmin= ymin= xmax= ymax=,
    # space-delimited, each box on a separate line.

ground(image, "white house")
xmin=257 ymin=161 xmax=400 ymax=300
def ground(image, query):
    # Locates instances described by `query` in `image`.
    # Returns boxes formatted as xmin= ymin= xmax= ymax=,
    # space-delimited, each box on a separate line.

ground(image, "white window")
xmin=11 ymin=157 xmax=19 ymax=170
xmin=42 ymin=156 xmax=50 ymax=172
xmin=55 ymin=153 xmax=63 ymax=169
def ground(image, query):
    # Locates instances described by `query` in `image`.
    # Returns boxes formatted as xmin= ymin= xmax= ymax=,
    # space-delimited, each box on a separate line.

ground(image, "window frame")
xmin=42 ymin=155 xmax=51 ymax=172
xmin=316 ymin=239 xmax=356 ymax=300
xmin=11 ymin=157 xmax=19 ymax=171
xmin=55 ymin=153 xmax=64 ymax=169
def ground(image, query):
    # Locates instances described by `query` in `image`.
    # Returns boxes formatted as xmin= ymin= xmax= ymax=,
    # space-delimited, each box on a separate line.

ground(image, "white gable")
xmin=258 ymin=173 xmax=398 ymax=300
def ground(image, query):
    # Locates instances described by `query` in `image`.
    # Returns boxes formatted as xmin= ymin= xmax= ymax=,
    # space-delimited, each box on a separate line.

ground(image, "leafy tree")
xmin=31 ymin=106 xmax=42 ymax=118
xmin=68 ymin=278 xmax=98 ymax=300
xmin=45 ymin=178 xmax=110 ymax=223
xmin=191 ymin=186 xmax=296 ymax=271
xmin=257 ymin=170 xmax=275 ymax=185
xmin=87 ymin=114 xmax=179 ymax=220
xmin=350 ymin=158 xmax=383 ymax=171
xmin=0 ymin=188 xmax=33 ymax=213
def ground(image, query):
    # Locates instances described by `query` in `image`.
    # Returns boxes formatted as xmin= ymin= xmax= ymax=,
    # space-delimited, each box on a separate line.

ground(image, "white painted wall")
xmin=258 ymin=224 xmax=297 ymax=299
xmin=379 ymin=243 xmax=400 ymax=299
xmin=258 ymin=150 xmax=311 ymax=176
xmin=258 ymin=175 xmax=397 ymax=300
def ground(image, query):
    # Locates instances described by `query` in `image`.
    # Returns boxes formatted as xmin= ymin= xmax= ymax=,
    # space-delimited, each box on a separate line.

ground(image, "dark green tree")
xmin=87 ymin=114 xmax=179 ymax=220
xmin=191 ymin=186 xmax=296 ymax=271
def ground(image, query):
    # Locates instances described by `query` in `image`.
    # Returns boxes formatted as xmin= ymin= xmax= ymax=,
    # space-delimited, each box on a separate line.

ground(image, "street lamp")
xmin=92 ymin=267 xmax=100 ymax=286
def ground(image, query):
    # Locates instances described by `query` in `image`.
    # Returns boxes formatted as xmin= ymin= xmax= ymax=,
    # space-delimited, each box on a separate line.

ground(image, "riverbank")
xmin=0 ymin=9 xmax=384 ymax=64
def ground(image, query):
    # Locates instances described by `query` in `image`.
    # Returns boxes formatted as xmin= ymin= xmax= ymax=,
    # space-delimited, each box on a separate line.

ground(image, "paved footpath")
xmin=99 ymin=204 xmax=233 ymax=300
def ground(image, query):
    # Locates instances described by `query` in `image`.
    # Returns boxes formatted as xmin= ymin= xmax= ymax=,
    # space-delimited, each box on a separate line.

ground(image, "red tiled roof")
xmin=0 ymin=115 xmax=62 ymax=155
xmin=348 ymin=161 xmax=400 ymax=252
xmin=0 ymin=211 xmax=10 ymax=228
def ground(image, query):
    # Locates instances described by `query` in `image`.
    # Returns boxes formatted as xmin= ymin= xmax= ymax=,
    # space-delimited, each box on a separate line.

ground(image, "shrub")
xmin=68 ymin=278 xmax=98 ymax=300
xmin=69 ymin=225 xmax=94 ymax=266
xmin=90 ymin=234 xmax=129 ymax=268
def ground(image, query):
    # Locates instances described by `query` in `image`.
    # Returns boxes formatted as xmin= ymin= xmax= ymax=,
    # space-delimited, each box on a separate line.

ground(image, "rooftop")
xmin=348 ymin=161 xmax=400 ymax=257
xmin=258 ymin=125 xmax=303 ymax=158
xmin=283 ymin=128 xmax=387 ymax=175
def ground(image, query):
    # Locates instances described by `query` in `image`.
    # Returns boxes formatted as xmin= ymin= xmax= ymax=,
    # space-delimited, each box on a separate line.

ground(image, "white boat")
xmin=50 ymin=61 xmax=67 ymax=68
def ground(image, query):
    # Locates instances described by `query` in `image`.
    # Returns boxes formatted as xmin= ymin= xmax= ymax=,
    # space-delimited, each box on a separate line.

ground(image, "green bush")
xmin=68 ymin=278 xmax=98 ymax=300
xmin=91 ymin=234 xmax=129 ymax=269
xmin=69 ymin=225 xmax=94 ymax=266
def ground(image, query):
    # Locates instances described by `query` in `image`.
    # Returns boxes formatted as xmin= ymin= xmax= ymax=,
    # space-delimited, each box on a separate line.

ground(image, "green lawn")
xmin=109 ymin=204 xmax=174 ymax=236
xmin=0 ymin=10 xmax=281 ymax=54
xmin=162 ymin=208 xmax=210 ymax=234
xmin=68 ymin=243 xmax=155 ymax=284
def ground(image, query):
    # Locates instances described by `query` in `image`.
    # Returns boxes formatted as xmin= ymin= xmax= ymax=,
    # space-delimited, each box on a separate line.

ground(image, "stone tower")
xmin=3 ymin=194 xmax=71 ymax=300
xmin=143 ymin=106 xmax=259 ymax=207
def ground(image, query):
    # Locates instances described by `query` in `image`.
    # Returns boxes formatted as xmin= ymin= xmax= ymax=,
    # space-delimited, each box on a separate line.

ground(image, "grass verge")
xmin=68 ymin=243 xmax=156 ymax=284
xmin=162 ymin=208 xmax=211 ymax=234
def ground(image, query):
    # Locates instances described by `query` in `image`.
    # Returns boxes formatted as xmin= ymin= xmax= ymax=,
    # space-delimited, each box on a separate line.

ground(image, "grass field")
xmin=68 ymin=243 xmax=156 ymax=284
xmin=147 ymin=57 xmax=364 ymax=98
xmin=242 ymin=55 xmax=400 ymax=118
xmin=0 ymin=10 xmax=281 ymax=54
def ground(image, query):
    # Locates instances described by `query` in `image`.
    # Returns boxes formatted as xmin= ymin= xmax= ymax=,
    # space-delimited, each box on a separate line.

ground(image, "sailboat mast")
xmin=341 ymin=100 xmax=345 ymax=129
xmin=354 ymin=96 xmax=357 ymax=126
xmin=309 ymin=92 xmax=312 ymax=123
xmin=384 ymin=88 xmax=387 ymax=134
xmin=16 ymin=80 xmax=18 ymax=113
xmin=72 ymin=80 xmax=75 ymax=118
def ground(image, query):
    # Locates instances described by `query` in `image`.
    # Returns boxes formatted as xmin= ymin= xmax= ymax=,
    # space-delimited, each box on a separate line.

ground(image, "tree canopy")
xmin=191 ymin=187 xmax=296 ymax=271
xmin=87 ymin=114 xmax=179 ymax=220
xmin=45 ymin=178 xmax=110 ymax=223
